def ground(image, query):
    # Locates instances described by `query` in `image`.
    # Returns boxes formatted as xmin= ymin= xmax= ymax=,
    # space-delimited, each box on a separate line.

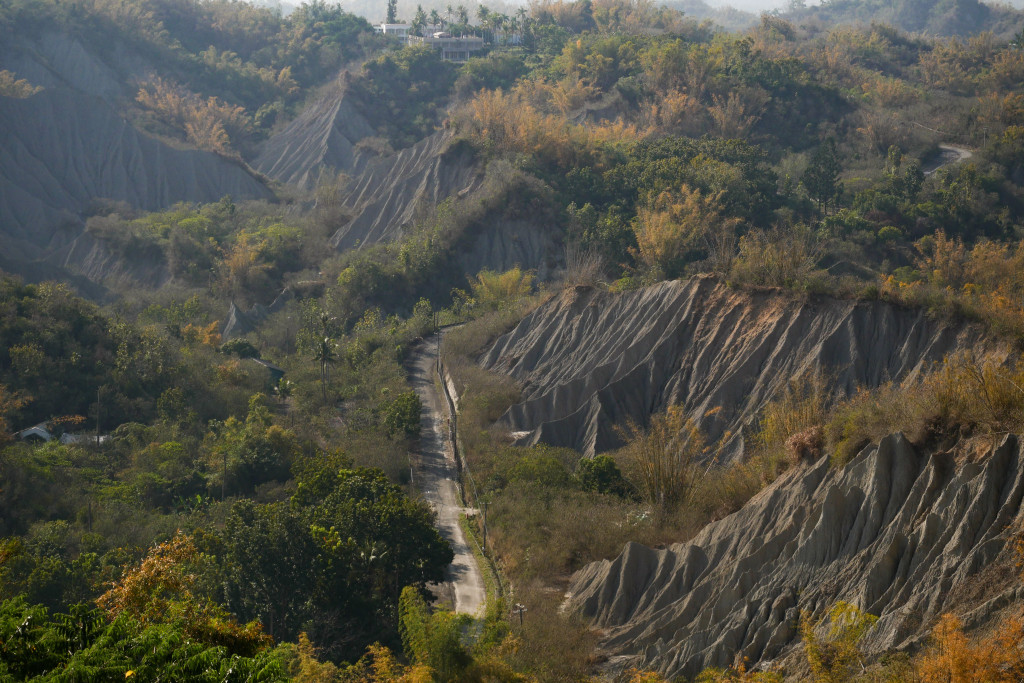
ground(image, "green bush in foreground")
xmin=0 ymin=597 xmax=283 ymax=682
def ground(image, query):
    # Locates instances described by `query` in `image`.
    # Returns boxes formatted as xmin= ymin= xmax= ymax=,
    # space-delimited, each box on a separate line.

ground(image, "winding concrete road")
xmin=924 ymin=143 xmax=973 ymax=175
xmin=406 ymin=334 xmax=485 ymax=616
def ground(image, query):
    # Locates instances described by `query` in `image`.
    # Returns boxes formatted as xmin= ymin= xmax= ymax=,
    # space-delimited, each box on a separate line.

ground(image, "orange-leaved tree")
xmin=97 ymin=532 xmax=271 ymax=656
xmin=632 ymin=185 xmax=738 ymax=279
xmin=916 ymin=613 xmax=1024 ymax=683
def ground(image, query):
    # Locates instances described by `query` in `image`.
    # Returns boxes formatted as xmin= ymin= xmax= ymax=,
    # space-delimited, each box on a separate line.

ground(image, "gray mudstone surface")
xmin=481 ymin=276 xmax=1000 ymax=458
xmin=569 ymin=433 xmax=1024 ymax=678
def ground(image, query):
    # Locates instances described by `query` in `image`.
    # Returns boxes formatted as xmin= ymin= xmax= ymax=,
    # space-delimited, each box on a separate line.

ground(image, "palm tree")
xmin=429 ymin=8 xmax=441 ymax=29
xmin=445 ymin=4 xmax=454 ymax=26
xmin=314 ymin=336 xmax=336 ymax=404
xmin=515 ymin=6 xmax=529 ymax=44
xmin=457 ymin=4 xmax=468 ymax=25
xmin=477 ymin=4 xmax=490 ymax=39
xmin=494 ymin=13 xmax=507 ymax=44
xmin=412 ymin=4 xmax=427 ymax=35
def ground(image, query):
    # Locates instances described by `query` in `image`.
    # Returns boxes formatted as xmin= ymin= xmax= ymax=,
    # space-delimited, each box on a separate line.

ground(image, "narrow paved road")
xmin=406 ymin=334 xmax=486 ymax=616
xmin=924 ymin=143 xmax=973 ymax=175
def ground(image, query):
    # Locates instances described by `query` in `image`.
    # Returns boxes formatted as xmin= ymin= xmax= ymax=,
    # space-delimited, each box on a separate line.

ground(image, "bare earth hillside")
xmin=569 ymin=433 xmax=1024 ymax=678
xmin=0 ymin=89 xmax=273 ymax=258
xmin=328 ymin=133 xmax=483 ymax=251
xmin=254 ymin=78 xmax=379 ymax=188
xmin=480 ymin=276 xmax=1000 ymax=458
xmin=0 ymin=29 xmax=274 ymax=284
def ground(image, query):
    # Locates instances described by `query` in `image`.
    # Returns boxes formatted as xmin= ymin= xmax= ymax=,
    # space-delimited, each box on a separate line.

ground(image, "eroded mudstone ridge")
xmin=568 ymin=433 xmax=1024 ymax=678
xmin=481 ymin=277 xmax=997 ymax=459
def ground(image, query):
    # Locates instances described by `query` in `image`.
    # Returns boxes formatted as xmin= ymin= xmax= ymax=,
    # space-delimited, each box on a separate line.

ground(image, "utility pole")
xmin=480 ymin=500 xmax=489 ymax=553
xmin=95 ymin=387 xmax=101 ymax=446
xmin=512 ymin=603 xmax=527 ymax=628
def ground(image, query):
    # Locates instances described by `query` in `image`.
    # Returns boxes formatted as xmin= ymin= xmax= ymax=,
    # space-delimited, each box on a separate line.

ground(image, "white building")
xmin=408 ymin=33 xmax=485 ymax=62
xmin=17 ymin=422 xmax=108 ymax=445
xmin=374 ymin=23 xmax=412 ymax=39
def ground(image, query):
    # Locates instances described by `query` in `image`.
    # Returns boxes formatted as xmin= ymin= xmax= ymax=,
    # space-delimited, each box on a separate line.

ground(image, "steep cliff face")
xmin=255 ymin=86 xmax=548 ymax=273
xmin=480 ymin=276 xmax=997 ymax=458
xmin=568 ymin=433 xmax=1024 ymax=678
xmin=454 ymin=217 xmax=562 ymax=283
xmin=328 ymin=133 xmax=484 ymax=251
xmin=49 ymin=231 xmax=171 ymax=290
xmin=254 ymin=79 xmax=379 ymax=188
xmin=0 ymin=30 xmax=136 ymax=100
xmin=0 ymin=89 xmax=273 ymax=262
xmin=0 ymin=31 xmax=274 ymax=286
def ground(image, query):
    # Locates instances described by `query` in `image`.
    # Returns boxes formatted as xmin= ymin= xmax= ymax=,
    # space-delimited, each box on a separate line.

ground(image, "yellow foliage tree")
xmin=470 ymin=267 xmax=535 ymax=310
xmin=916 ymin=614 xmax=1024 ymax=683
xmin=0 ymin=70 xmax=42 ymax=98
xmin=97 ymin=532 xmax=272 ymax=655
xmin=547 ymin=75 xmax=595 ymax=116
xmin=694 ymin=661 xmax=783 ymax=682
xmin=344 ymin=644 xmax=433 ymax=683
xmin=292 ymin=632 xmax=340 ymax=683
xmin=465 ymin=86 xmax=634 ymax=171
xmin=136 ymin=78 xmax=252 ymax=155
xmin=649 ymin=88 xmax=703 ymax=136
xmin=730 ymin=224 xmax=821 ymax=287
xmin=181 ymin=320 xmax=222 ymax=347
xmin=627 ymin=669 xmax=669 ymax=683
xmin=220 ymin=231 xmax=271 ymax=300
xmin=618 ymin=404 xmax=723 ymax=510
xmin=632 ymin=185 xmax=737 ymax=278
xmin=708 ymin=90 xmax=767 ymax=138
xmin=801 ymin=602 xmax=878 ymax=683
xmin=184 ymin=116 xmax=230 ymax=154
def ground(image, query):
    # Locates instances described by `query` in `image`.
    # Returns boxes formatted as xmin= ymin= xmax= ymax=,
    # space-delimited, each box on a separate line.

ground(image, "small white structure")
xmin=375 ymin=23 xmax=412 ymax=39
xmin=17 ymin=423 xmax=52 ymax=442
xmin=408 ymin=34 xmax=485 ymax=62
xmin=16 ymin=422 xmax=108 ymax=445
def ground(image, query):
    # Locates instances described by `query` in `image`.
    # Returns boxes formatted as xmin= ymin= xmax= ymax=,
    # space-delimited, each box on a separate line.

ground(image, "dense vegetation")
xmin=6 ymin=0 xmax=1024 ymax=679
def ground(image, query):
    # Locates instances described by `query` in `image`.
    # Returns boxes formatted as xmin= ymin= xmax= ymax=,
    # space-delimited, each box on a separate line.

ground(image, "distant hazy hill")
xmin=785 ymin=0 xmax=1024 ymax=36
xmin=664 ymin=0 xmax=759 ymax=31
xmin=251 ymin=0 xmax=298 ymax=16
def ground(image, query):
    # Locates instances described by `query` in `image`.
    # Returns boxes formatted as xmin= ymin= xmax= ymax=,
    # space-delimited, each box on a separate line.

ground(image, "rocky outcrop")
xmin=52 ymin=231 xmax=170 ymax=290
xmin=255 ymin=74 xmax=562 ymax=278
xmin=0 ymin=29 xmax=274 ymax=287
xmin=480 ymin=276 xmax=998 ymax=459
xmin=455 ymin=217 xmax=562 ymax=283
xmin=328 ymin=133 xmax=484 ymax=251
xmin=569 ymin=433 xmax=1024 ymax=678
xmin=254 ymin=78 xmax=379 ymax=188
xmin=0 ymin=30 xmax=135 ymax=101
xmin=221 ymin=289 xmax=295 ymax=341
xmin=0 ymin=88 xmax=273 ymax=271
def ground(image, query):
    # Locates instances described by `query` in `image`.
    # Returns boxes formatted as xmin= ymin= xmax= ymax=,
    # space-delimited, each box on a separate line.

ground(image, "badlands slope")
xmin=481 ymin=276 xmax=997 ymax=459
xmin=569 ymin=433 xmax=1024 ymax=678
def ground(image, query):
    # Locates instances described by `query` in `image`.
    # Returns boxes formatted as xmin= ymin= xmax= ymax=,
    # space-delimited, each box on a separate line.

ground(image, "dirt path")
xmin=406 ymin=334 xmax=485 ymax=616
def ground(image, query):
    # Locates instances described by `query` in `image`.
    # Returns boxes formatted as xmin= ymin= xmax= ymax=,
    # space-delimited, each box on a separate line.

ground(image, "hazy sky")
xmin=702 ymin=0 xmax=786 ymax=12
xmin=260 ymin=0 xmax=782 ymax=18
xmin=258 ymin=0 xmax=1024 ymax=22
